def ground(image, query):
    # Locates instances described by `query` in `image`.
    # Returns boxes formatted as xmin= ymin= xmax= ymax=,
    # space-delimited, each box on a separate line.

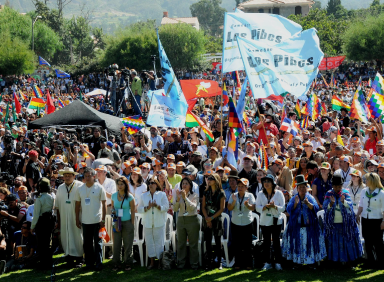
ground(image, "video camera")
xmin=106 ymin=64 xmax=119 ymax=77
xmin=0 ymin=172 xmax=14 ymax=186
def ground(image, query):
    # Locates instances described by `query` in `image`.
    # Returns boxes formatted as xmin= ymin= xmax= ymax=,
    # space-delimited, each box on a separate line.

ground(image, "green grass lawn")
xmin=2 ymin=256 xmax=384 ymax=282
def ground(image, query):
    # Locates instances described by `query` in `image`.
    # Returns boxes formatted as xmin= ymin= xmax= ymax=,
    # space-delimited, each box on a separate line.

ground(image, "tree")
xmin=0 ymin=31 xmax=34 ymax=76
xmin=326 ymin=0 xmax=347 ymax=18
xmin=289 ymin=9 xmax=349 ymax=56
xmin=190 ymin=0 xmax=226 ymax=36
xmin=0 ymin=6 xmax=62 ymax=59
xmin=159 ymin=23 xmax=206 ymax=70
xmin=371 ymin=0 xmax=381 ymax=7
xmin=343 ymin=14 xmax=384 ymax=61
xmin=313 ymin=1 xmax=322 ymax=9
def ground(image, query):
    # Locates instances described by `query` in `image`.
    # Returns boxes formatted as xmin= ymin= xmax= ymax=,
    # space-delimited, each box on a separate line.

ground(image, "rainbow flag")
xmin=321 ymin=74 xmax=329 ymax=88
xmin=367 ymin=91 xmax=384 ymax=120
xmin=257 ymin=144 xmax=262 ymax=167
xmin=228 ymin=96 xmax=243 ymax=136
xmin=28 ymin=98 xmax=46 ymax=110
xmin=33 ymin=85 xmax=43 ymax=98
xmin=302 ymin=93 xmax=321 ymax=121
xmin=120 ymin=115 xmax=145 ymax=135
xmin=331 ymin=95 xmax=351 ymax=111
xmin=185 ymin=110 xmax=214 ymax=142
xmin=294 ymin=100 xmax=301 ymax=119
xmin=58 ymin=98 xmax=65 ymax=108
xmin=243 ymin=112 xmax=251 ymax=128
xmin=301 ymin=115 xmax=309 ymax=129
xmin=369 ymin=78 xmax=372 ymax=87
xmin=350 ymin=86 xmax=369 ymax=123
xmin=371 ymin=72 xmax=384 ymax=95
xmin=222 ymin=82 xmax=229 ymax=106
xmin=260 ymin=140 xmax=269 ymax=171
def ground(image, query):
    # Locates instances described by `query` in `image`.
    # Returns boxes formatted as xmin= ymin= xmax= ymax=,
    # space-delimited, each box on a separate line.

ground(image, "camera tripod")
xmin=115 ymin=75 xmax=143 ymax=118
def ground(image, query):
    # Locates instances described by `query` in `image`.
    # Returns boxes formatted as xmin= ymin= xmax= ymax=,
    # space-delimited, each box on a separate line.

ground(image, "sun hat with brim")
xmin=167 ymin=154 xmax=175 ymax=160
xmin=340 ymin=156 xmax=351 ymax=165
xmin=59 ymin=167 xmax=79 ymax=175
xmin=132 ymin=167 xmax=141 ymax=175
xmin=95 ymin=165 xmax=107 ymax=172
xmin=185 ymin=164 xmax=198 ymax=175
xmin=351 ymin=137 xmax=360 ymax=143
xmin=122 ymin=161 xmax=132 ymax=170
xmin=188 ymin=128 xmax=199 ymax=134
xmin=261 ymin=174 xmax=276 ymax=187
xmin=210 ymin=147 xmax=218 ymax=153
xmin=153 ymin=159 xmax=163 ymax=166
xmin=320 ymin=162 xmax=331 ymax=170
xmin=216 ymin=166 xmax=224 ymax=172
xmin=377 ymin=140 xmax=384 ymax=146
xmin=295 ymin=174 xmax=308 ymax=186
xmin=140 ymin=163 xmax=151 ymax=169
xmin=237 ymin=178 xmax=249 ymax=187
xmin=204 ymin=170 xmax=213 ymax=176
xmin=296 ymin=145 xmax=304 ymax=150
xmin=167 ymin=163 xmax=176 ymax=169
xmin=176 ymin=161 xmax=186 ymax=167
xmin=243 ymin=155 xmax=254 ymax=161
xmin=378 ymin=163 xmax=384 ymax=169
xmin=350 ymin=169 xmax=362 ymax=177
xmin=367 ymin=126 xmax=377 ymax=132
xmin=227 ymin=170 xmax=239 ymax=179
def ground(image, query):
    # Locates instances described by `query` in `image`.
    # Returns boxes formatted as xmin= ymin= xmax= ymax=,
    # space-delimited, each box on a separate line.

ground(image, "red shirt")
xmin=365 ymin=138 xmax=377 ymax=155
xmin=257 ymin=122 xmax=279 ymax=144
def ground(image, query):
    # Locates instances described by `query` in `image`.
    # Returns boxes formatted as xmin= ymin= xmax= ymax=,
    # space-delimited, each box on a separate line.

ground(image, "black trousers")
xmin=260 ymin=224 xmax=282 ymax=264
xmin=231 ymin=223 xmax=253 ymax=268
xmin=35 ymin=218 xmax=53 ymax=268
xmin=362 ymin=218 xmax=384 ymax=263
xmin=204 ymin=228 xmax=221 ymax=264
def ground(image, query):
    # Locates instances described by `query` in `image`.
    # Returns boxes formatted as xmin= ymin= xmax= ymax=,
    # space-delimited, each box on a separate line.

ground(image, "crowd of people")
xmin=0 ymin=62 xmax=383 ymax=276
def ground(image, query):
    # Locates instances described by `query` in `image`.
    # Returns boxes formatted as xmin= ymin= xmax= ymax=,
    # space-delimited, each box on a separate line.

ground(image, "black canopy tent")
xmin=28 ymin=100 xmax=123 ymax=135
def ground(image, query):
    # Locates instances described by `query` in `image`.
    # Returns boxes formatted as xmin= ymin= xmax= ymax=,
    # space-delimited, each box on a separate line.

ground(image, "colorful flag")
xmin=369 ymin=78 xmax=372 ymax=87
xmin=3 ymin=103 xmax=9 ymax=124
xmin=222 ymin=82 xmax=229 ymax=106
xmin=294 ymin=100 xmax=301 ymax=118
xmin=28 ymin=98 xmax=46 ymax=110
xmin=371 ymin=72 xmax=384 ymax=95
xmin=243 ymin=112 xmax=251 ymax=128
xmin=185 ymin=110 xmax=214 ymax=142
xmin=349 ymin=86 xmax=369 ymax=123
xmin=321 ymin=74 xmax=329 ymax=88
xmin=236 ymin=77 xmax=248 ymax=126
xmin=228 ymin=96 xmax=243 ymax=136
xmin=226 ymin=127 xmax=238 ymax=161
xmin=280 ymin=117 xmax=298 ymax=137
xmin=260 ymin=140 xmax=269 ymax=171
xmin=33 ymin=85 xmax=43 ymax=98
xmin=331 ymin=95 xmax=351 ymax=111
xmin=337 ymin=129 xmax=344 ymax=146
xmin=367 ymin=91 xmax=384 ymax=120
xmin=58 ymin=98 xmax=65 ymax=108
xmin=235 ymin=71 xmax=241 ymax=91
xmin=38 ymin=56 xmax=51 ymax=67
xmin=301 ymin=115 xmax=309 ymax=129
xmin=301 ymin=93 xmax=321 ymax=121
xmin=79 ymin=90 xmax=83 ymax=102
xmin=120 ymin=115 xmax=146 ymax=135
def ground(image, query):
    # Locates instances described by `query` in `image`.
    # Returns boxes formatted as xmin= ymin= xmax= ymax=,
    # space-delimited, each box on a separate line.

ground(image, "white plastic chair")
xmin=251 ymin=213 xmax=260 ymax=246
xmin=133 ymin=213 xmax=145 ymax=266
xmin=101 ymin=215 xmax=113 ymax=260
xmin=204 ymin=213 xmax=230 ymax=267
xmin=317 ymin=210 xmax=325 ymax=222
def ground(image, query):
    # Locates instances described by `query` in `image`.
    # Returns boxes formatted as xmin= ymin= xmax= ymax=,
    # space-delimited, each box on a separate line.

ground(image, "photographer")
xmin=145 ymin=71 xmax=156 ymax=91
xmin=24 ymin=151 xmax=41 ymax=192
xmin=130 ymin=71 xmax=143 ymax=116
xmin=1 ymin=135 xmax=16 ymax=177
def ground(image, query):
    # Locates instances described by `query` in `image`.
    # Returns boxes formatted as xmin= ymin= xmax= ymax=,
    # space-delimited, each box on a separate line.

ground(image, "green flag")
xmin=12 ymin=101 xmax=17 ymax=122
xmin=80 ymin=90 xmax=83 ymax=101
xmin=3 ymin=103 xmax=9 ymax=124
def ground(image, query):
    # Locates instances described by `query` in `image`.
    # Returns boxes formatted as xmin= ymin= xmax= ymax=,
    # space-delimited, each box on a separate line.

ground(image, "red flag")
xmin=13 ymin=92 xmax=21 ymax=114
xmin=46 ymin=90 xmax=55 ymax=114
xmin=180 ymin=80 xmax=222 ymax=101
xmin=319 ymin=56 xmax=346 ymax=71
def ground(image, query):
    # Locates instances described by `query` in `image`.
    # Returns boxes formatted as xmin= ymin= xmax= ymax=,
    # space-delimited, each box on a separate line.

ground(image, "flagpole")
xmin=220 ymin=72 xmax=224 ymax=138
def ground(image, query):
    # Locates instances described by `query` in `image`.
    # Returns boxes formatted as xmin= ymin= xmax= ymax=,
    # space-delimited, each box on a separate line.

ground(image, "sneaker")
xmin=275 ymin=263 xmax=283 ymax=271
xmin=262 ymin=263 xmax=272 ymax=270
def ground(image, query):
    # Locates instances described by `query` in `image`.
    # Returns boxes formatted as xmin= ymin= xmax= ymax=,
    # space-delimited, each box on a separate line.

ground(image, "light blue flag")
xmin=157 ymin=30 xmax=187 ymax=104
xmin=222 ymin=12 xmax=302 ymax=73
xmin=55 ymin=69 xmax=70 ymax=78
xmin=236 ymin=76 xmax=248 ymax=125
xmin=236 ymin=28 xmax=324 ymax=99
xmin=146 ymin=89 xmax=187 ymax=128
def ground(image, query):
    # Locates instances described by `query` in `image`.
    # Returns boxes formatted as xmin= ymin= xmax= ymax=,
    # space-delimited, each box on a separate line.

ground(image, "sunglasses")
xmin=207 ymin=177 xmax=215 ymax=181
xmin=149 ymin=182 xmax=156 ymax=185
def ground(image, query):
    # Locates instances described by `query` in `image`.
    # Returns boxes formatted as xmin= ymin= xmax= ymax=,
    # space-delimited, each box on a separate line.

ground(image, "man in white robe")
xmin=55 ymin=167 xmax=84 ymax=267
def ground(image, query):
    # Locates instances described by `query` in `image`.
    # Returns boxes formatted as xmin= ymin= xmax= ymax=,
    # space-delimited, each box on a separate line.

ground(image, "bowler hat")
xmin=331 ymin=174 xmax=344 ymax=186
xmin=295 ymin=174 xmax=308 ymax=186
xmin=227 ymin=170 xmax=239 ymax=179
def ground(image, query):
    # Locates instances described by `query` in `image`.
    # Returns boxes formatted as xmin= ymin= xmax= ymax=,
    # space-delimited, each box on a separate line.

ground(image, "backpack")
xmin=159 ymin=250 xmax=175 ymax=270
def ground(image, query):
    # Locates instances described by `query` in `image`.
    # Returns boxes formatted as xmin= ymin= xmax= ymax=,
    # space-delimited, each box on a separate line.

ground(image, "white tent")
xmin=85 ymin=89 xmax=107 ymax=96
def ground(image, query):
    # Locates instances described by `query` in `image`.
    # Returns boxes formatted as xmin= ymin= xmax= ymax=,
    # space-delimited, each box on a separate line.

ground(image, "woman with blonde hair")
xmin=356 ymin=173 xmax=384 ymax=269
xmin=201 ymin=173 xmax=225 ymax=270
xmin=347 ymin=169 xmax=365 ymax=214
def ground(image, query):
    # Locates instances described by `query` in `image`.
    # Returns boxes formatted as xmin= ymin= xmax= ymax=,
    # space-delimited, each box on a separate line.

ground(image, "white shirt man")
xmin=95 ymin=165 xmax=116 ymax=214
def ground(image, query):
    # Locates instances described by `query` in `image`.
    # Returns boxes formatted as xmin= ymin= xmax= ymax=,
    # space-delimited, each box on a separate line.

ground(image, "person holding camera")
xmin=55 ymin=167 xmax=84 ymax=268
xmin=31 ymin=178 xmax=55 ymax=269
xmin=130 ymin=71 xmax=143 ymax=116
xmin=201 ymin=173 xmax=225 ymax=270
